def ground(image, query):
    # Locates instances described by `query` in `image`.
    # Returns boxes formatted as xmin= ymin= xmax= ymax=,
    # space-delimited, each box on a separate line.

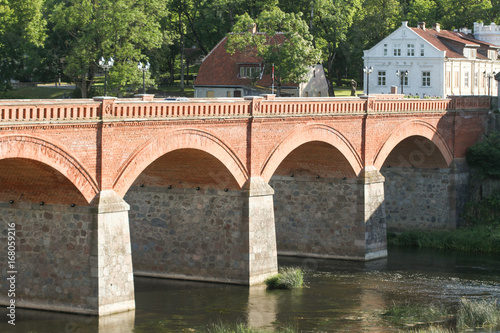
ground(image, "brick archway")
xmin=260 ymin=124 xmax=363 ymax=182
xmin=113 ymin=128 xmax=248 ymax=197
xmin=0 ymin=135 xmax=99 ymax=204
xmin=373 ymin=120 xmax=453 ymax=170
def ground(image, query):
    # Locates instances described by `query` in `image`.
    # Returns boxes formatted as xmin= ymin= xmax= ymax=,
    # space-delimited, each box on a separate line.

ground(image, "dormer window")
xmin=239 ymin=66 xmax=261 ymax=78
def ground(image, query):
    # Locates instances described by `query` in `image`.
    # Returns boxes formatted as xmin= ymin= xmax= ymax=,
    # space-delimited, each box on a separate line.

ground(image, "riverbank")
xmin=388 ymin=225 xmax=500 ymax=253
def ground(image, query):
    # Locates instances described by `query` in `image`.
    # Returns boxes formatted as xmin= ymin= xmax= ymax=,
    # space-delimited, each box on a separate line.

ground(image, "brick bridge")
xmin=0 ymin=94 xmax=490 ymax=315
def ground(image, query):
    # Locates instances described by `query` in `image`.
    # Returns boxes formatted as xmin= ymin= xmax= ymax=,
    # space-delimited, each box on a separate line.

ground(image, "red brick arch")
xmin=113 ymin=128 xmax=248 ymax=197
xmin=0 ymin=135 xmax=99 ymax=204
xmin=260 ymin=124 xmax=363 ymax=182
xmin=373 ymin=120 xmax=453 ymax=170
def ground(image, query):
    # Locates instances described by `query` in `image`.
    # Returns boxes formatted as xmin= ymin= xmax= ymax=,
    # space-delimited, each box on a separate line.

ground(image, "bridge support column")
xmin=242 ymin=177 xmax=278 ymax=285
xmin=449 ymin=159 xmax=471 ymax=228
xmin=92 ymin=190 xmax=135 ymax=315
xmin=358 ymin=167 xmax=387 ymax=260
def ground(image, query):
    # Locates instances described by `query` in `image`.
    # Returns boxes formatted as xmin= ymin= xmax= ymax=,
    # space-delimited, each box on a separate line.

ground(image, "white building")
xmin=363 ymin=21 xmax=500 ymax=97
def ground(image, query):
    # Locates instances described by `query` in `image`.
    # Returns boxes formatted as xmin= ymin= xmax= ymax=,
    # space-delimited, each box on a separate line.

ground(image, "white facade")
xmin=474 ymin=22 xmax=500 ymax=46
xmin=363 ymin=22 xmax=500 ymax=97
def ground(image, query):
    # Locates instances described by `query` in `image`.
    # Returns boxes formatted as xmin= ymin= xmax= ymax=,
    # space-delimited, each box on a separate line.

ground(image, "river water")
xmin=2 ymin=247 xmax=500 ymax=332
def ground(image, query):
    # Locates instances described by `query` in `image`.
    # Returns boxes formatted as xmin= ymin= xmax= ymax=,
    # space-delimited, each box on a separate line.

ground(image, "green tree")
xmin=226 ymin=7 xmax=321 ymax=96
xmin=50 ymin=0 xmax=169 ymax=97
xmin=438 ymin=0 xmax=491 ymax=30
xmin=0 ymin=0 xmax=46 ymax=90
xmin=406 ymin=0 xmax=439 ymax=27
xmin=312 ymin=0 xmax=362 ymax=95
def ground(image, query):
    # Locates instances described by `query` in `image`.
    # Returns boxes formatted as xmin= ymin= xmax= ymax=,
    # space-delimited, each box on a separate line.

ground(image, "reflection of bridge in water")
xmin=0 ymin=94 xmax=491 ymax=315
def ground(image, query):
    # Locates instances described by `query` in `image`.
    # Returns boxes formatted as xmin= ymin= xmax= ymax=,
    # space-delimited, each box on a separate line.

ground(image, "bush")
xmin=466 ymin=132 xmax=500 ymax=179
xmin=265 ymin=267 xmax=304 ymax=290
xmin=464 ymin=192 xmax=500 ymax=227
xmin=457 ymin=298 xmax=500 ymax=329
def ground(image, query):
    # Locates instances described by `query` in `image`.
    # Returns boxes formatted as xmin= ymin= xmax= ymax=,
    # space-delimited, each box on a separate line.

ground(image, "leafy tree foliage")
xmin=466 ymin=132 xmax=500 ymax=180
xmin=226 ymin=7 xmax=321 ymax=96
xmin=50 ymin=0 xmax=168 ymax=97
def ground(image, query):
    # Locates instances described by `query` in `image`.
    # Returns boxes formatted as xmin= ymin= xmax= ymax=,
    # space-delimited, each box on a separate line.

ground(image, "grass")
xmin=387 ymin=225 xmax=500 ymax=253
xmin=0 ymin=86 xmax=72 ymax=99
xmin=457 ymin=298 xmax=500 ymax=329
xmin=265 ymin=267 xmax=304 ymax=290
xmin=383 ymin=302 xmax=450 ymax=326
xmin=202 ymin=321 xmax=297 ymax=333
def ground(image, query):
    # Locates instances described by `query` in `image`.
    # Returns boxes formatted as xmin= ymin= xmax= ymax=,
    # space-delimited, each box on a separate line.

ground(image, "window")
xmin=464 ymin=72 xmax=469 ymax=87
xmin=305 ymin=91 xmax=309 ymax=97
xmin=239 ymin=66 xmax=261 ymax=78
xmin=394 ymin=44 xmax=401 ymax=56
xmin=454 ymin=71 xmax=459 ymax=88
xmin=378 ymin=71 xmax=386 ymax=85
xmin=407 ymin=43 xmax=415 ymax=56
xmin=234 ymin=90 xmax=242 ymax=97
xmin=474 ymin=71 xmax=478 ymax=87
xmin=383 ymin=44 xmax=388 ymax=56
xmin=226 ymin=91 xmax=231 ymax=97
xmin=206 ymin=91 xmax=214 ymax=98
xmin=422 ymin=72 xmax=431 ymax=87
xmin=317 ymin=92 xmax=321 ymax=97
xmin=420 ymin=44 xmax=425 ymax=56
xmin=446 ymin=71 xmax=451 ymax=88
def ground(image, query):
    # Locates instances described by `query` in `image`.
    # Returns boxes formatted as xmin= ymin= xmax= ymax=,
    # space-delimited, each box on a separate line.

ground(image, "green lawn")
xmin=0 ymin=86 xmax=72 ymax=99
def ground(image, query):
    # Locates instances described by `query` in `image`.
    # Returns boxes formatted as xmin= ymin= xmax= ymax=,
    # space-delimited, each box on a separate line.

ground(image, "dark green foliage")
xmin=466 ymin=132 xmax=500 ymax=180
xmin=388 ymin=226 xmax=500 ymax=253
xmin=464 ymin=192 xmax=500 ymax=227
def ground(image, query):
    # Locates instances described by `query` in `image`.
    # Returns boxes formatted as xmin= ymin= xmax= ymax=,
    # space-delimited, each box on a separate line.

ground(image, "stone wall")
xmin=0 ymin=202 xmax=97 ymax=313
xmin=125 ymin=185 xmax=250 ymax=284
xmin=382 ymin=166 xmax=455 ymax=231
xmin=270 ymin=175 xmax=366 ymax=260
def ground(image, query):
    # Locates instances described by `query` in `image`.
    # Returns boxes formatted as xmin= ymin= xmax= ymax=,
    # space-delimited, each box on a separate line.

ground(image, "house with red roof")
xmin=193 ymin=34 xmax=328 ymax=98
xmin=363 ymin=21 xmax=500 ymax=97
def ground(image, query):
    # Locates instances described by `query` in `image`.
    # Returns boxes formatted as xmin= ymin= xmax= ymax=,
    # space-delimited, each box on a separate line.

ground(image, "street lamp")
xmin=137 ymin=61 xmax=150 ymax=94
xmin=363 ymin=66 xmax=373 ymax=96
xmin=483 ymin=71 xmax=496 ymax=96
xmin=98 ymin=57 xmax=114 ymax=96
xmin=396 ymin=70 xmax=409 ymax=95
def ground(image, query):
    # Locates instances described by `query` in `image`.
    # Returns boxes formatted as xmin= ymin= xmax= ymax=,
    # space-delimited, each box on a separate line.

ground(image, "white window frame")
xmin=420 ymin=44 xmax=425 ymax=56
xmin=464 ymin=72 xmax=469 ymax=87
xmin=422 ymin=71 xmax=431 ymax=87
xmin=407 ymin=43 xmax=415 ymax=56
xmin=393 ymin=44 xmax=401 ymax=56
xmin=383 ymin=44 xmax=388 ymax=56
xmin=378 ymin=71 xmax=386 ymax=86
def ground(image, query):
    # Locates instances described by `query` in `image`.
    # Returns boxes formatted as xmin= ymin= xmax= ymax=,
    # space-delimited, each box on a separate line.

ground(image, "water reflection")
xmin=0 ymin=247 xmax=499 ymax=332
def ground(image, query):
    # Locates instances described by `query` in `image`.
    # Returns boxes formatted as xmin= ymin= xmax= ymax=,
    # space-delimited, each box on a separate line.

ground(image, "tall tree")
xmin=0 ymin=0 xmax=47 ymax=90
xmin=50 ymin=0 xmax=169 ymax=97
xmin=226 ymin=7 xmax=321 ymax=96
xmin=311 ymin=0 xmax=362 ymax=96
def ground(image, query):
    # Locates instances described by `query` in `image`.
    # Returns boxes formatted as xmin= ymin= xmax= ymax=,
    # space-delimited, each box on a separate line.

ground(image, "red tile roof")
xmin=194 ymin=33 xmax=298 ymax=88
xmin=410 ymin=27 xmax=499 ymax=59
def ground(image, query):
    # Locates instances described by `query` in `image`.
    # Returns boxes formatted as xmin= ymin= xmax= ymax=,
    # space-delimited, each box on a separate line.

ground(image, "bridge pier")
xmin=271 ymin=167 xmax=387 ymax=261
xmin=126 ymin=177 xmax=277 ymax=285
xmin=0 ymin=190 xmax=135 ymax=316
xmin=91 ymin=190 xmax=135 ymax=315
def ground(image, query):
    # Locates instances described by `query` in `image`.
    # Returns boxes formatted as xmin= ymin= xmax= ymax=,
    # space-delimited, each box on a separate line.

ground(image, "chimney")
xmin=433 ymin=23 xmax=441 ymax=32
xmin=418 ymin=22 xmax=426 ymax=30
xmin=248 ymin=23 xmax=257 ymax=34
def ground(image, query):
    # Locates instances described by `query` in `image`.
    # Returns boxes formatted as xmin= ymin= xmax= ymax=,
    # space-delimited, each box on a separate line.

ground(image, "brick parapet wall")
xmin=0 ymin=96 xmax=490 ymax=123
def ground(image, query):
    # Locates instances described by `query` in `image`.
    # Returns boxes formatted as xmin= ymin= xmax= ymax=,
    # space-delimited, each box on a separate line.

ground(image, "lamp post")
xmin=363 ymin=66 xmax=373 ymax=96
xmin=483 ymin=71 xmax=496 ymax=96
xmin=396 ymin=70 xmax=409 ymax=95
xmin=98 ymin=57 xmax=114 ymax=96
xmin=137 ymin=61 xmax=150 ymax=94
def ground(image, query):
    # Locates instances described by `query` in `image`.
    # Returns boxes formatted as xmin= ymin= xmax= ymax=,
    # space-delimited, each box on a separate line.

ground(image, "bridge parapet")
xmin=0 ymin=95 xmax=491 ymax=123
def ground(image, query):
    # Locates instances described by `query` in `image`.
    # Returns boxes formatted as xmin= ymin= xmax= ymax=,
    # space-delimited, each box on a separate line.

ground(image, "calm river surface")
xmin=2 ymin=247 xmax=500 ymax=332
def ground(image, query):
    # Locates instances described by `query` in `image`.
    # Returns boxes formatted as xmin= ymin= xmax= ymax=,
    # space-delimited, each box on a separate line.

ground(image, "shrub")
xmin=466 ymin=132 xmax=500 ymax=179
xmin=457 ymin=298 xmax=500 ymax=329
xmin=265 ymin=267 xmax=304 ymax=290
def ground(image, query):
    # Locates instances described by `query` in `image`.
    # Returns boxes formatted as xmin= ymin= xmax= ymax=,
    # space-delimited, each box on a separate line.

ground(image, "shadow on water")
xmin=1 ymin=247 xmax=500 ymax=332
